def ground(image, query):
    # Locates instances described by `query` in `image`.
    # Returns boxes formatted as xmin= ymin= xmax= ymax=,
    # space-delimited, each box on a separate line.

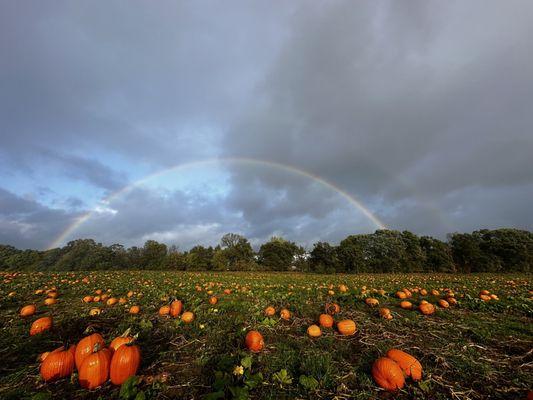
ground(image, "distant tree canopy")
xmin=0 ymin=228 xmax=531 ymax=273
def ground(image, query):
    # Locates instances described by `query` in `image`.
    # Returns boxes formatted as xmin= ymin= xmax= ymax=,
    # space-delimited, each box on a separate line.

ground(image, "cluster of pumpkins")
xmin=82 ymin=289 xmax=138 ymax=316
xmin=479 ymin=290 xmax=499 ymax=302
xmin=158 ymin=299 xmax=195 ymax=323
xmin=306 ymin=303 xmax=356 ymax=337
xmin=39 ymin=330 xmax=141 ymax=389
xmin=372 ymin=349 xmax=423 ymax=392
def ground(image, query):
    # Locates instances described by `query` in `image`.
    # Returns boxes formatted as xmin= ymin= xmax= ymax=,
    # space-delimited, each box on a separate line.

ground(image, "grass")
xmin=0 ymin=271 xmax=532 ymax=399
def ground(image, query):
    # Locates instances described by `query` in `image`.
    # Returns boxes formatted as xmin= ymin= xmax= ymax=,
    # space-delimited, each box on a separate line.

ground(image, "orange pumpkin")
xmin=75 ymin=333 xmax=105 ymax=370
xmin=318 ymin=313 xmax=334 ymax=328
xmin=325 ymin=303 xmax=340 ymax=315
xmin=337 ymin=319 xmax=356 ymax=335
xmin=372 ymin=357 xmax=405 ymax=391
xmin=365 ymin=298 xmax=379 ymax=307
xmin=209 ymin=296 xmax=218 ymax=305
xmin=438 ymin=299 xmax=449 ymax=308
xmin=419 ymin=302 xmax=435 ymax=315
xmin=170 ymin=300 xmax=183 ymax=317
xmin=20 ymin=304 xmax=36 ymax=317
xmin=399 ymin=301 xmax=413 ymax=310
xmin=78 ymin=343 xmax=111 ymax=389
xmin=30 ymin=316 xmax=52 ymax=336
xmin=159 ymin=305 xmax=170 ymax=316
xmin=129 ymin=305 xmax=140 ymax=314
xmin=181 ymin=311 xmax=195 ymax=323
xmin=110 ymin=343 xmax=141 ymax=385
xmin=40 ymin=345 xmax=76 ymax=382
xmin=385 ymin=349 xmax=422 ymax=381
xmin=264 ymin=306 xmax=276 ymax=316
xmin=280 ymin=308 xmax=291 ymax=320
xmin=396 ymin=291 xmax=407 ymax=299
xmin=44 ymin=298 xmax=57 ymax=306
xmin=245 ymin=330 xmax=264 ymax=352
xmin=83 ymin=296 xmax=94 ymax=303
xmin=307 ymin=324 xmax=322 ymax=337
xmin=109 ymin=329 xmax=134 ymax=353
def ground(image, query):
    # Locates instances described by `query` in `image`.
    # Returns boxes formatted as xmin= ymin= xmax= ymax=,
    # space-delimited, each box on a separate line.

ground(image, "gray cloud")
xmin=1 ymin=0 xmax=532 ymax=249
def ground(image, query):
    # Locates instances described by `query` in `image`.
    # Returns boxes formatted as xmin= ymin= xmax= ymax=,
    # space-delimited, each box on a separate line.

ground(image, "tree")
xmin=218 ymin=233 xmax=255 ymax=270
xmin=310 ymin=242 xmax=339 ymax=273
xmin=186 ymin=245 xmax=215 ymax=270
xmin=141 ymin=240 xmax=168 ymax=269
xmin=420 ymin=236 xmax=455 ymax=272
xmin=258 ymin=237 xmax=299 ymax=271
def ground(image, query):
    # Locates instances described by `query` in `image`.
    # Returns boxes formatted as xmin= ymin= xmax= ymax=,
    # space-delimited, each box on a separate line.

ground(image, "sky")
xmin=1 ymin=0 xmax=532 ymax=251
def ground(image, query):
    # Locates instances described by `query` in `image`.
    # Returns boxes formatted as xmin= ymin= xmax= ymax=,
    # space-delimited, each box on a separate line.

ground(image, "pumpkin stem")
xmin=121 ymin=327 xmax=131 ymax=338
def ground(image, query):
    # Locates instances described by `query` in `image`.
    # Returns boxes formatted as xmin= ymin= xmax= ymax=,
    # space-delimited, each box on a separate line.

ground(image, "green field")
xmin=1 ymin=271 xmax=532 ymax=399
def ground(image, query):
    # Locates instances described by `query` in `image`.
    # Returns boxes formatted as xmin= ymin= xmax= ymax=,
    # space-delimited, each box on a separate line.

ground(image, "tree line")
xmin=0 ymin=229 xmax=531 ymax=273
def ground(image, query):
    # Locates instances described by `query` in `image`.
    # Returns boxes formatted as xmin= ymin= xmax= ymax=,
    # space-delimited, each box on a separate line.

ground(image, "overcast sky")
xmin=1 ymin=1 xmax=532 ymax=250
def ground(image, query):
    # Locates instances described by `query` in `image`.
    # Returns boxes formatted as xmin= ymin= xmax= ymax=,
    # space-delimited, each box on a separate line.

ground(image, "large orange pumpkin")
xmin=20 ymin=304 xmax=36 ymax=317
xmin=40 ymin=345 xmax=76 ymax=382
xmin=385 ymin=349 xmax=422 ymax=381
xmin=78 ymin=343 xmax=111 ymax=389
xmin=245 ymin=330 xmax=264 ymax=352
xmin=170 ymin=300 xmax=183 ymax=317
xmin=109 ymin=329 xmax=134 ymax=353
xmin=75 ymin=333 xmax=105 ymax=370
xmin=30 ymin=316 xmax=52 ymax=336
xmin=318 ymin=313 xmax=334 ymax=328
xmin=419 ymin=302 xmax=435 ymax=315
xmin=110 ymin=343 xmax=141 ymax=385
xmin=337 ymin=319 xmax=356 ymax=335
xmin=372 ymin=357 xmax=405 ymax=391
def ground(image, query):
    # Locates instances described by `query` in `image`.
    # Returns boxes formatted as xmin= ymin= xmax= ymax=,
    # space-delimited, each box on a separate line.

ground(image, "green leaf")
xmin=241 ymin=356 xmax=253 ymax=369
xmin=203 ymin=391 xmax=225 ymax=400
xmin=244 ymin=372 xmax=263 ymax=389
xmin=299 ymin=375 xmax=319 ymax=391
xmin=119 ymin=376 xmax=140 ymax=400
xmin=272 ymin=369 xmax=292 ymax=386
xmin=229 ymin=385 xmax=250 ymax=400
xmin=139 ymin=319 xmax=153 ymax=331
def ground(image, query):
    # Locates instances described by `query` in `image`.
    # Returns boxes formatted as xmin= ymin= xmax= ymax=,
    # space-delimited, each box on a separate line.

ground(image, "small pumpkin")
xmin=83 ymin=296 xmax=94 ymax=303
xmin=30 ymin=316 xmax=53 ymax=336
xmin=170 ymin=300 xmax=183 ymax=317
xmin=129 ymin=305 xmax=140 ymax=314
xmin=399 ymin=301 xmax=413 ymax=310
xmin=89 ymin=307 xmax=102 ymax=316
xmin=40 ymin=345 xmax=76 ymax=382
xmin=20 ymin=304 xmax=36 ymax=317
xmin=181 ymin=311 xmax=195 ymax=323
xmin=318 ymin=313 xmax=334 ymax=328
xmin=159 ymin=305 xmax=170 ymax=316
xmin=209 ymin=296 xmax=218 ymax=305
xmin=337 ymin=319 xmax=356 ymax=335
xmin=78 ymin=343 xmax=111 ymax=390
xmin=307 ymin=324 xmax=322 ymax=337
xmin=75 ymin=333 xmax=105 ymax=370
xmin=264 ymin=306 xmax=276 ymax=316
xmin=44 ymin=297 xmax=57 ymax=306
xmin=325 ymin=303 xmax=340 ymax=315
xmin=280 ymin=308 xmax=291 ymax=320
xmin=372 ymin=357 xmax=405 ymax=391
xmin=106 ymin=297 xmax=118 ymax=306
xmin=396 ymin=291 xmax=407 ymax=299
xmin=419 ymin=302 xmax=435 ymax=315
xmin=110 ymin=342 xmax=141 ymax=385
xmin=365 ymin=298 xmax=379 ymax=307
xmin=385 ymin=349 xmax=422 ymax=381
xmin=438 ymin=299 xmax=449 ymax=308
xmin=245 ymin=330 xmax=264 ymax=352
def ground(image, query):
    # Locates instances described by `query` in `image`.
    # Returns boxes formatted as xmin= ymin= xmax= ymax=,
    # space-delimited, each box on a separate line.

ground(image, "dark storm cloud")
xmin=223 ymin=0 xmax=533 ymax=238
xmin=1 ymin=0 xmax=532 ymax=249
xmin=0 ymin=187 xmax=80 ymax=249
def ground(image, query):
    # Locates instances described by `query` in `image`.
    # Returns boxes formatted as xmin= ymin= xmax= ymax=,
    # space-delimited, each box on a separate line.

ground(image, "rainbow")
xmin=47 ymin=157 xmax=387 ymax=249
